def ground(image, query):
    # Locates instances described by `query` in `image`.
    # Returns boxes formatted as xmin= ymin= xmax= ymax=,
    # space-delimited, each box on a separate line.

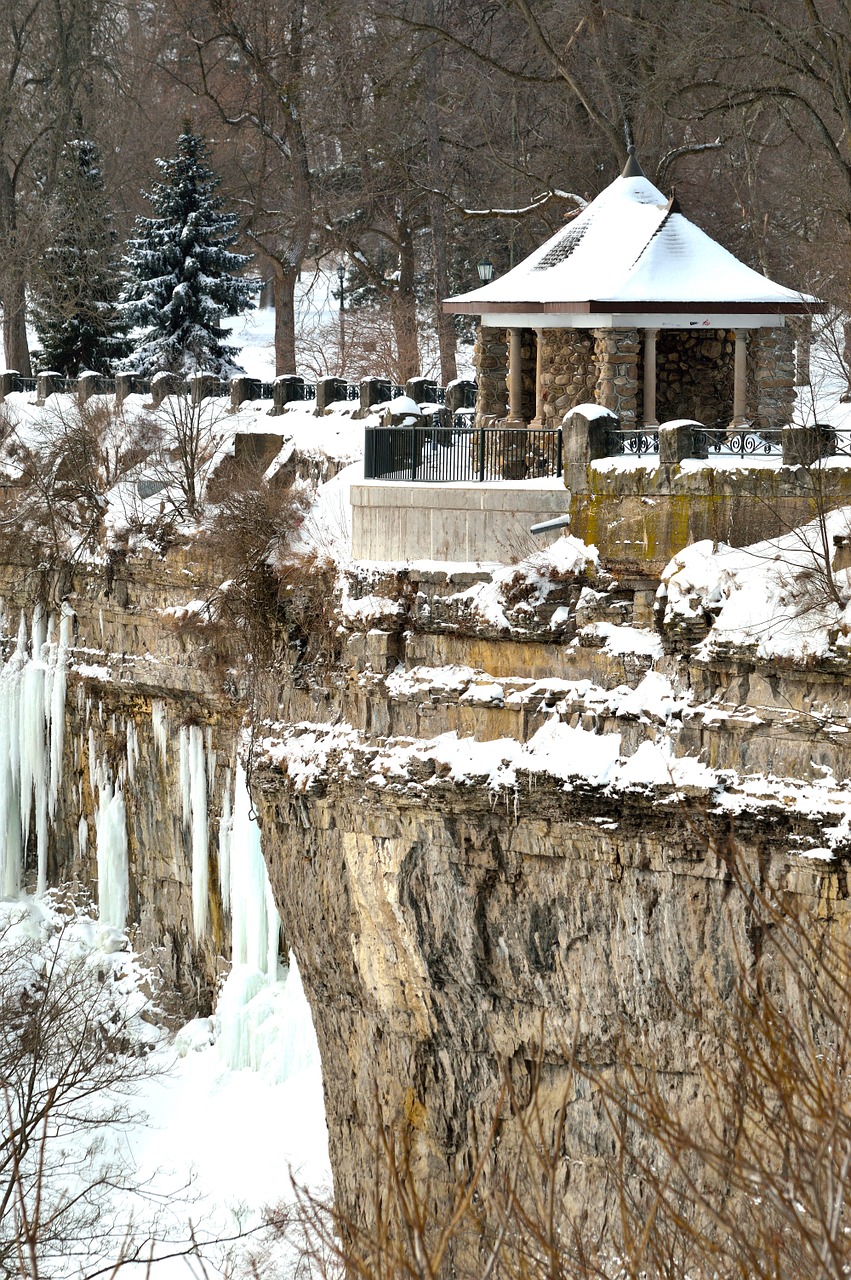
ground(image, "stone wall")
xmin=747 ymin=324 xmax=795 ymax=428
xmin=656 ymin=329 xmax=734 ymax=428
xmin=539 ymin=328 xmax=597 ymax=426
xmin=593 ymin=327 xmax=640 ymax=424
xmin=520 ymin=328 xmax=537 ymax=421
xmin=474 ymin=326 xmax=507 ymax=420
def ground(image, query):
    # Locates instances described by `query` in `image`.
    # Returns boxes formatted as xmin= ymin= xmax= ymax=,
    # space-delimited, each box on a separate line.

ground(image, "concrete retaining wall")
xmin=350 ymin=482 xmax=569 ymax=563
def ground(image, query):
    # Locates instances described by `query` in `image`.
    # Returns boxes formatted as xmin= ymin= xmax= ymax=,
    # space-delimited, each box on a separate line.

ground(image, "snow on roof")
xmin=447 ymin=165 xmax=814 ymax=314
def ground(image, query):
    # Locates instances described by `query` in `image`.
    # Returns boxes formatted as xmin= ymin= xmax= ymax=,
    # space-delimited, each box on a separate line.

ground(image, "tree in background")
xmin=121 ymin=127 xmax=255 ymax=376
xmin=30 ymin=137 xmax=128 ymax=376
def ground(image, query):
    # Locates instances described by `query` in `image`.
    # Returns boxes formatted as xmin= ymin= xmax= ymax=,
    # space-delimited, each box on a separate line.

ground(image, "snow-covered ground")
xmin=0 ymin=893 xmax=329 ymax=1280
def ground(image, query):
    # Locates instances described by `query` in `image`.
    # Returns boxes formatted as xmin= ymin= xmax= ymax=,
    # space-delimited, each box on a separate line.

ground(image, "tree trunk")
xmin=273 ymin=266 xmax=298 ymax=376
xmin=425 ymin=0 xmax=457 ymax=385
xmin=3 ymin=273 xmax=31 ymax=376
xmin=393 ymin=217 xmax=419 ymax=381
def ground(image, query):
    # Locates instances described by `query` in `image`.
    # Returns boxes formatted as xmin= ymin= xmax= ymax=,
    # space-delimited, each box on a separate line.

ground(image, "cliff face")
xmin=2 ymin=540 xmax=850 ymax=1240
xmin=250 ymin=557 xmax=851 ymax=1233
xmin=0 ymin=550 xmax=243 ymax=1012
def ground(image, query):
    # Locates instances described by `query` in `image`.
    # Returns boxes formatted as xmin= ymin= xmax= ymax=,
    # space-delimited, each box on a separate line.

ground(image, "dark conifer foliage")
xmin=121 ymin=128 xmax=256 ymax=376
xmin=31 ymin=138 xmax=129 ymax=377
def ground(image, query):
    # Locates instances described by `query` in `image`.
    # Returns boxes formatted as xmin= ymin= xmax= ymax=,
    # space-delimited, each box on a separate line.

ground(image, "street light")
xmin=477 ymin=257 xmax=494 ymax=283
xmin=337 ymin=261 xmax=345 ymax=310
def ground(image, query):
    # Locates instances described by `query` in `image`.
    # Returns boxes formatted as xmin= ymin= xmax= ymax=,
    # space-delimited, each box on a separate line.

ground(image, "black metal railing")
xmin=346 ymin=383 xmax=360 ymax=400
xmin=13 ymin=376 xmax=37 ymax=393
xmin=693 ymin=427 xmax=783 ymax=457
xmin=365 ymin=418 xmax=563 ymax=483
xmin=604 ymin=427 xmax=660 ymax=457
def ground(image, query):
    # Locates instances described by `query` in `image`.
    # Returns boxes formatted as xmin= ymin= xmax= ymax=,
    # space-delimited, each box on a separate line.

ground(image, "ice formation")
xmin=91 ymin=754 xmax=129 ymax=931
xmin=216 ymin=764 xmax=320 ymax=1083
xmin=0 ymin=603 xmax=71 ymax=895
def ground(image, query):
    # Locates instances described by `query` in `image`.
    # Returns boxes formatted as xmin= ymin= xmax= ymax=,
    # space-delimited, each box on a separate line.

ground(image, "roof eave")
xmin=443 ymin=298 xmax=822 ymax=316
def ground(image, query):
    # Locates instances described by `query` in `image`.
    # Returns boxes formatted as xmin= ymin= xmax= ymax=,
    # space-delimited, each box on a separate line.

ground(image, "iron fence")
xmin=365 ymin=417 xmax=563 ymax=483
xmin=693 ymin=427 xmax=783 ymax=457
xmin=603 ymin=427 xmax=660 ymax=457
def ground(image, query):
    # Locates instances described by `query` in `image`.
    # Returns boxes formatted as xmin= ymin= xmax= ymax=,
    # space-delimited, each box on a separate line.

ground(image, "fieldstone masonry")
xmin=593 ymin=327 xmax=641 ymax=425
xmin=747 ymin=325 xmax=795 ymax=429
xmin=474 ymin=326 xmax=508 ymax=420
xmin=539 ymin=329 xmax=597 ymax=426
xmin=656 ymin=329 xmax=733 ymax=428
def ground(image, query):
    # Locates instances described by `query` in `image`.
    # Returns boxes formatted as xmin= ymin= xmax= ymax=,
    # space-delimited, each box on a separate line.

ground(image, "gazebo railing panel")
xmin=365 ymin=418 xmax=563 ymax=482
xmin=603 ymin=427 xmax=660 ymax=457
xmin=693 ymin=427 xmax=783 ymax=457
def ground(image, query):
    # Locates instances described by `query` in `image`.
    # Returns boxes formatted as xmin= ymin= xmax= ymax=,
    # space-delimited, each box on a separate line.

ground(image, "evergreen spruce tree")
xmin=121 ymin=128 xmax=256 ymax=376
xmin=31 ymin=138 xmax=129 ymax=376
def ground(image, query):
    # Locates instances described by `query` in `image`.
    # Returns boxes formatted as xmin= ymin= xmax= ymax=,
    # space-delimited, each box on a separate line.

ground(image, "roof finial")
xmin=622 ymin=144 xmax=645 ymax=179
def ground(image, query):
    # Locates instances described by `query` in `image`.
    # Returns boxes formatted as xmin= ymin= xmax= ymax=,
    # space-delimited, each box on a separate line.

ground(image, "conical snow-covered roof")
xmin=446 ymin=154 xmax=814 ymax=319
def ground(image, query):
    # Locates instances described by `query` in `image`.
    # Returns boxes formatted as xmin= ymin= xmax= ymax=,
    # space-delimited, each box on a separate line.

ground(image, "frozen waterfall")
xmin=0 ymin=604 xmax=71 ymax=895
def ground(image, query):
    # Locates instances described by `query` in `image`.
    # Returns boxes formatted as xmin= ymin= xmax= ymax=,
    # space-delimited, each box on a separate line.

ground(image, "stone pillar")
xmin=659 ymin=419 xmax=700 ymax=464
xmin=36 ymin=372 xmax=63 ymax=404
xmin=151 ymin=372 xmax=188 ymax=406
xmin=507 ymin=327 xmax=523 ymax=421
xmin=405 ymin=377 xmax=437 ymax=404
xmin=643 ymin=328 xmax=658 ymax=426
xmin=793 ymin=318 xmax=811 ymax=387
xmin=563 ymin=403 xmax=619 ymax=493
xmin=115 ymin=373 xmax=135 ymax=405
xmin=190 ymin=373 xmax=223 ymax=405
xmin=532 ymin=328 xmax=545 ymax=425
xmin=0 ymin=371 xmax=19 ymax=401
xmin=315 ymin=376 xmax=347 ymax=415
xmin=272 ymin=375 xmax=304 ymax=415
xmin=230 ymin=376 xmax=261 ymax=411
xmin=358 ymin=378 xmax=392 ymax=418
xmin=593 ymin=328 xmax=639 ymax=425
xmin=746 ymin=325 xmax=796 ymax=429
xmin=731 ymin=329 xmax=748 ymax=427
xmin=77 ymin=371 xmax=99 ymax=404
xmin=444 ymin=379 xmax=476 ymax=414
xmin=473 ymin=326 xmax=508 ymax=423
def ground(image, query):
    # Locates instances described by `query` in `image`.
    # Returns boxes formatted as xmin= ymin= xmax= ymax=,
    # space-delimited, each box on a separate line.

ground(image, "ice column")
xmin=216 ymin=764 xmax=320 ymax=1083
xmin=0 ymin=603 xmax=71 ymax=896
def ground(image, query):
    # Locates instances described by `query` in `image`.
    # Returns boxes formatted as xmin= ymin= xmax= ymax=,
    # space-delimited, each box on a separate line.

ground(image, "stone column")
xmin=507 ymin=327 xmax=523 ymax=421
xmin=642 ymin=328 xmax=658 ymax=426
xmin=531 ymin=328 xmax=545 ymax=425
xmin=731 ymin=329 xmax=748 ymax=427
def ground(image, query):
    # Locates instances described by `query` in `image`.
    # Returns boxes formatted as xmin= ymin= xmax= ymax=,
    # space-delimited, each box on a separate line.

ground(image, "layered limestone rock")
xmin=248 ymin=556 xmax=851 ymax=1239
xmin=3 ymin=534 xmax=850 ymax=1245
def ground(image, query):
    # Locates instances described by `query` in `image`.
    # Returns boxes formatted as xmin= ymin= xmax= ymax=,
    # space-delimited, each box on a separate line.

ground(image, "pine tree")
xmin=31 ymin=138 xmax=129 ymax=377
xmin=121 ymin=128 xmax=256 ymax=377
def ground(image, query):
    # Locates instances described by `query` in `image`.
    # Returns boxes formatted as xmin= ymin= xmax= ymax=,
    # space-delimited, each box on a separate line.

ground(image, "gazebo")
xmin=445 ymin=149 xmax=815 ymax=433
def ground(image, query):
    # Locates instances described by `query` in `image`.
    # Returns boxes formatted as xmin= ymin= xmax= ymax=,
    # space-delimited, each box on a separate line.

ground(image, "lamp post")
xmin=477 ymin=257 xmax=494 ymax=284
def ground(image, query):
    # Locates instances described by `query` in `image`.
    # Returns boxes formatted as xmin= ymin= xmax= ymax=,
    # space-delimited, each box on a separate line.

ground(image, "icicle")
xmin=189 ymin=726 xmax=209 ymax=939
xmin=0 ymin=607 xmax=70 ymax=897
xmin=215 ymin=764 xmax=320 ymax=1083
xmin=93 ymin=757 xmax=128 ymax=930
xmin=218 ymin=767 xmax=232 ymax=917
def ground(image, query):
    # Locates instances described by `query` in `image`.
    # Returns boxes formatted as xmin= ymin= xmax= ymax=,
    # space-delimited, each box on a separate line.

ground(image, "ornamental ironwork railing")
xmin=603 ymin=427 xmax=660 ymax=456
xmin=693 ymin=427 xmax=783 ymax=457
xmin=364 ymin=417 xmax=563 ymax=483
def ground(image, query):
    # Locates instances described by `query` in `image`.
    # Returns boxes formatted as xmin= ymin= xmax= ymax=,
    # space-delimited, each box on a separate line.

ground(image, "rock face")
xmin=249 ymin=559 xmax=851 ymax=1239
xmin=2 ymin=543 xmax=850 ymax=1246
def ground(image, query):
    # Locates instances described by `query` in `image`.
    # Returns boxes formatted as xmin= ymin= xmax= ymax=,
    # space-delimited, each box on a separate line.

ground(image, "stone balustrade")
xmin=0 ymin=369 xmax=478 ymax=418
